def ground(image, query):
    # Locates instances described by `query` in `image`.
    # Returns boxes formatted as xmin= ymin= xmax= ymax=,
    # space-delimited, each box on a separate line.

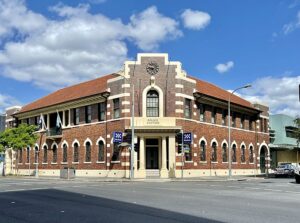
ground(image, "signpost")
xmin=180 ymin=132 xmax=193 ymax=178
xmin=183 ymin=132 xmax=192 ymax=144
xmin=113 ymin=132 xmax=123 ymax=143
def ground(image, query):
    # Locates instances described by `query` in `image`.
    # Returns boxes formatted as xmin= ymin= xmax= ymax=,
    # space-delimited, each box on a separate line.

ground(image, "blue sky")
xmin=0 ymin=0 xmax=299 ymax=116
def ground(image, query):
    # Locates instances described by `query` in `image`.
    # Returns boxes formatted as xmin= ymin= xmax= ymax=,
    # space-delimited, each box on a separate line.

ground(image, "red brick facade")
xmin=15 ymin=53 xmax=270 ymax=178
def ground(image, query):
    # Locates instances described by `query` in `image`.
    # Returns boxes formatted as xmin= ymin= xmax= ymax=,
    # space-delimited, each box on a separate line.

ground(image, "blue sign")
xmin=113 ymin=132 xmax=123 ymax=143
xmin=183 ymin=132 xmax=192 ymax=143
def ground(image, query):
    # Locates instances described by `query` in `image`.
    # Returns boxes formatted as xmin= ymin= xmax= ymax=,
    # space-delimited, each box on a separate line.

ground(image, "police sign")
xmin=183 ymin=132 xmax=192 ymax=143
xmin=113 ymin=132 xmax=123 ymax=143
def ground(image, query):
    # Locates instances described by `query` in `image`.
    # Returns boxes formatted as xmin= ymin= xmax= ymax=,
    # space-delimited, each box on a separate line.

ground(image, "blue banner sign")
xmin=183 ymin=132 xmax=192 ymax=143
xmin=113 ymin=132 xmax=123 ymax=143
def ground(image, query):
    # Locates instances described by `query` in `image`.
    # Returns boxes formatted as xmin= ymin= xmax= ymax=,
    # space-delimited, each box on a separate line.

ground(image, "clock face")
xmin=146 ymin=62 xmax=159 ymax=75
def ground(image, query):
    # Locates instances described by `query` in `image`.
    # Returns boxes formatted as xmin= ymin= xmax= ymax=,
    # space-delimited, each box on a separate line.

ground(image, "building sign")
xmin=113 ymin=132 xmax=123 ymax=143
xmin=146 ymin=118 xmax=160 ymax=125
xmin=183 ymin=132 xmax=192 ymax=143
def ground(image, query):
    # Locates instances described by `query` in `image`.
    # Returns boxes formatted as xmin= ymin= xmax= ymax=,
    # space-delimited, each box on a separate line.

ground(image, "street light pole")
xmin=228 ymin=84 xmax=251 ymax=179
xmin=130 ymin=84 xmax=134 ymax=179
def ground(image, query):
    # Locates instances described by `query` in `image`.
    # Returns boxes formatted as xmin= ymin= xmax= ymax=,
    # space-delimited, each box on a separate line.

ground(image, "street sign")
xmin=113 ymin=132 xmax=123 ymax=143
xmin=183 ymin=132 xmax=192 ymax=143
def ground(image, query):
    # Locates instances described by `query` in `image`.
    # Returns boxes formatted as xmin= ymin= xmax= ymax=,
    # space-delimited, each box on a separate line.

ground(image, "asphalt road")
xmin=0 ymin=177 xmax=299 ymax=223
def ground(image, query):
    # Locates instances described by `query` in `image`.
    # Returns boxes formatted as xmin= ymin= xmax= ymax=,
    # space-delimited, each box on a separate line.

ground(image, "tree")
xmin=0 ymin=124 xmax=38 ymax=173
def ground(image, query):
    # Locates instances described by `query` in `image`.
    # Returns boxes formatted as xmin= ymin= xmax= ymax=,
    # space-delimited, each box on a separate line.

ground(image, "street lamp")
xmin=228 ymin=84 xmax=251 ymax=178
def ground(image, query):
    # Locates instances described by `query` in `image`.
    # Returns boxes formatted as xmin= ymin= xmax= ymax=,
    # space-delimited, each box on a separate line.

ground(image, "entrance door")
xmin=146 ymin=148 xmax=158 ymax=169
xmin=260 ymin=147 xmax=266 ymax=173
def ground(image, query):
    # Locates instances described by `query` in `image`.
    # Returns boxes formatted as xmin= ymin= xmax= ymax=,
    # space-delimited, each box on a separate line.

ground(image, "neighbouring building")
xmin=2 ymin=106 xmax=22 ymax=175
xmin=0 ymin=114 xmax=5 ymax=132
xmin=12 ymin=53 xmax=270 ymax=178
xmin=269 ymin=114 xmax=300 ymax=168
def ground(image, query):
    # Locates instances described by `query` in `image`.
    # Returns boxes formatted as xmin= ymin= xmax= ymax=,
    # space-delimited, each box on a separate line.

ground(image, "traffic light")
xmin=176 ymin=132 xmax=183 ymax=153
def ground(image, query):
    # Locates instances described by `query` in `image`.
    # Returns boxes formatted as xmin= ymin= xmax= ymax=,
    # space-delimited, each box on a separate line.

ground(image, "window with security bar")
xmin=146 ymin=90 xmax=159 ymax=117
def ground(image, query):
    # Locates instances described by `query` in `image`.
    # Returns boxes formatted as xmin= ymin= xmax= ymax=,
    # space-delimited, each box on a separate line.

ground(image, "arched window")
xmin=222 ymin=143 xmax=227 ymax=162
xmin=249 ymin=146 xmax=254 ymax=163
xmin=200 ymin=141 xmax=206 ymax=161
xmin=26 ymin=147 xmax=30 ymax=163
xmin=43 ymin=145 xmax=48 ymax=163
xmin=241 ymin=145 xmax=246 ymax=163
xmin=73 ymin=143 xmax=79 ymax=162
xmin=34 ymin=146 xmax=38 ymax=163
xmin=146 ymin=90 xmax=159 ymax=117
xmin=98 ymin=141 xmax=104 ymax=162
xmin=211 ymin=142 xmax=217 ymax=162
xmin=85 ymin=142 xmax=91 ymax=162
xmin=232 ymin=144 xmax=237 ymax=163
xmin=63 ymin=144 xmax=68 ymax=163
xmin=52 ymin=145 xmax=57 ymax=163
xmin=18 ymin=149 xmax=23 ymax=163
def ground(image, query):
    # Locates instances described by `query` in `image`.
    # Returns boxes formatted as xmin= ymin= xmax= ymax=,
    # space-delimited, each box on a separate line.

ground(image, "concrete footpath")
xmin=1 ymin=174 xmax=267 ymax=182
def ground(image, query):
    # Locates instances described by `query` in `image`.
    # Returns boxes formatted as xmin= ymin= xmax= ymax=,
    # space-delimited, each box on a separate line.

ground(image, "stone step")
xmin=146 ymin=169 xmax=160 ymax=177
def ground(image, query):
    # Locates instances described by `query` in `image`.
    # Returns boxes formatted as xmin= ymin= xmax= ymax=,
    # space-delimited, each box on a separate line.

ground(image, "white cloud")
xmin=181 ymin=9 xmax=211 ymax=30
xmin=0 ymin=1 xmax=183 ymax=90
xmin=283 ymin=11 xmax=300 ymax=34
xmin=128 ymin=6 xmax=182 ymax=51
xmin=215 ymin=61 xmax=234 ymax=73
xmin=0 ymin=94 xmax=21 ymax=114
xmin=240 ymin=75 xmax=300 ymax=118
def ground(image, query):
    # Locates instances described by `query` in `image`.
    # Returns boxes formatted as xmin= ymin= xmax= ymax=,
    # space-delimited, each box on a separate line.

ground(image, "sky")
xmin=0 ymin=0 xmax=299 ymax=117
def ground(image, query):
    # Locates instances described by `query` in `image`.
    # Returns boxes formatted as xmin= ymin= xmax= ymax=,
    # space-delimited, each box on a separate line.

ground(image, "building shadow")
xmin=0 ymin=189 xmax=224 ymax=223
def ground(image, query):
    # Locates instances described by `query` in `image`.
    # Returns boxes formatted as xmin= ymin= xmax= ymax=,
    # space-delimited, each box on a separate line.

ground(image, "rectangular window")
xmin=113 ymin=98 xmax=120 ymax=119
xmin=260 ymin=118 xmax=264 ymax=132
xmin=211 ymin=107 xmax=217 ymax=124
xmin=199 ymin=104 xmax=205 ymax=122
xmin=184 ymin=99 xmax=191 ymax=119
xmin=185 ymin=144 xmax=192 ymax=161
xmin=26 ymin=148 xmax=30 ymax=163
xmin=232 ymin=112 xmax=236 ymax=127
xmin=249 ymin=118 xmax=253 ymax=131
xmin=240 ymin=115 xmax=245 ymax=129
xmin=85 ymin=105 xmax=92 ymax=123
xmin=43 ymin=115 xmax=48 ymax=128
xmin=74 ymin=108 xmax=80 ymax=125
xmin=19 ymin=150 xmax=23 ymax=163
xmin=222 ymin=109 xmax=227 ymax=126
xmin=98 ymin=102 xmax=106 ymax=121
xmin=65 ymin=110 xmax=69 ymax=126
xmin=264 ymin=119 xmax=268 ymax=133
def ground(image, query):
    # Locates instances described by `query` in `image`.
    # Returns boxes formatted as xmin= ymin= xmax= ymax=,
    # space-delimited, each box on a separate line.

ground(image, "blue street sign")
xmin=113 ymin=132 xmax=123 ymax=143
xmin=183 ymin=132 xmax=192 ymax=143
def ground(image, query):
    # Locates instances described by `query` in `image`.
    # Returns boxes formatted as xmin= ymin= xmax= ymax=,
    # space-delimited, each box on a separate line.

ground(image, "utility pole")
xmin=130 ymin=85 xmax=134 ymax=179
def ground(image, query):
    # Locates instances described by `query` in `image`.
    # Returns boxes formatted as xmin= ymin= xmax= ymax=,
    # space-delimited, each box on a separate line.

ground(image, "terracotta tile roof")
xmin=19 ymin=74 xmax=117 ymax=114
xmin=190 ymin=76 xmax=256 ymax=110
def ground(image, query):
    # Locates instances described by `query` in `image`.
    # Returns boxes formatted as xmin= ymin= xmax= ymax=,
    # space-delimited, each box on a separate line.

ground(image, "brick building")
xmin=14 ymin=53 xmax=270 ymax=178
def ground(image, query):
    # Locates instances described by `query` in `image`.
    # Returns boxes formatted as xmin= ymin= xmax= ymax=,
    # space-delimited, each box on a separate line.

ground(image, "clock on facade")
xmin=146 ymin=62 xmax=159 ymax=75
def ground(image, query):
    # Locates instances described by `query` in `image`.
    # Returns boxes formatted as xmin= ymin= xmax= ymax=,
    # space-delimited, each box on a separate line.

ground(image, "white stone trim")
xmin=175 ymin=93 xmax=194 ymax=100
xmin=51 ymin=142 xmax=58 ymax=149
xmin=175 ymin=101 xmax=183 ymax=105
xmin=96 ymin=137 xmax=106 ymax=145
xmin=72 ymin=139 xmax=80 ymax=147
xmin=142 ymin=84 xmax=164 ymax=118
xmin=122 ymin=109 xmax=130 ymax=113
xmin=175 ymin=84 xmax=183 ymax=88
xmin=221 ymin=139 xmax=228 ymax=147
xmin=240 ymin=142 xmax=246 ymax=149
xmin=258 ymin=142 xmax=270 ymax=156
xmin=42 ymin=143 xmax=48 ymax=149
xmin=175 ymin=109 xmax=183 ymax=113
xmin=34 ymin=143 xmax=39 ymax=150
xmin=84 ymin=138 xmax=93 ymax=146
xmin=108 ymin=93 xmax=130 ymax=100
xmin=260 ymin=115 xmax=269 ymax=119
xmin=107 ymin=75 xmax=124 ymax=83
xmin=199 ymin=137 xmax=207 ymax=145
xmin=210 ymin=138 xmax=218 ymax=147
xmin=248 ymin=143 xmax=254 ymax=150
xmin=231 ymin=141 xmax=237 ymax=148
xmin=122 ymin=101 xmax=130 ymax=105
xmin=61 ymin=140 xmax=69 ymax=149
xmin=122 ymin=84 xmax=130 ymax=88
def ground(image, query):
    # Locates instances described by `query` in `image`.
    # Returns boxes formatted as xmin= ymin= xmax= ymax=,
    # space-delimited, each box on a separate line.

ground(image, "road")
xmin=0 ymin=177 xmax=299 ymax=223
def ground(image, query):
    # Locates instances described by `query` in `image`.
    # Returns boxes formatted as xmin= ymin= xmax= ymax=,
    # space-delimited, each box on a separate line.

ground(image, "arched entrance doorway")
xmin=260 ymin=146 xmax=267 ymax=173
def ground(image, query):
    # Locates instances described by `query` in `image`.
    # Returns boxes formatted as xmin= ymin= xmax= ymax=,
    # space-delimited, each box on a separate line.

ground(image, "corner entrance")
xmin=146 ymin=138 xmax=159 ymax=169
